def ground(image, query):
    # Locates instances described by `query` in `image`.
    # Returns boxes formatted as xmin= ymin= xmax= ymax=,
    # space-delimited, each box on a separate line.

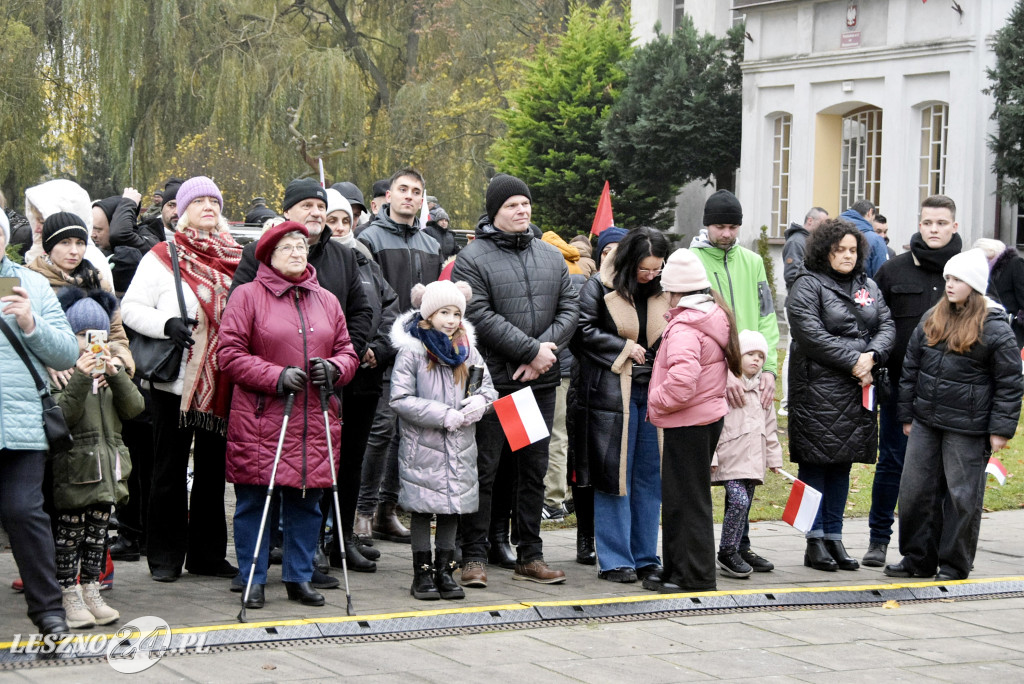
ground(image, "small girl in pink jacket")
xmin=711 ymin=330 xmax=782 ymax=579
xmin=648 ymin=248 xmax=740 ymax=593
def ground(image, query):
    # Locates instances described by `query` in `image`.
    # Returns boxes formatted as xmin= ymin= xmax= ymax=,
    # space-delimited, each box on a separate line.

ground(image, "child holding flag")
xmin=390 ymin=281 xmax=496 ymax=600
xmin=886 ymin=249 xmax=1022 ymax=581
xmin=647 ymin=248 xmax=740 ymax=593
xmin=711 ymin=330 xmax=783 ymax=578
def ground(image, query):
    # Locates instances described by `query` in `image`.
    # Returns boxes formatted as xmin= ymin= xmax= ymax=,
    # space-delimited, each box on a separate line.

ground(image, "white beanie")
xmin=411 ymin=280 xmax=473 ymax=320
xmin=943 ymin=248 xmax=989 ymax=295
xmin=739 ymin=329 xmax=768 ymax=357
xmin=0 ymin=210 xmax=9 ymax=244
xmin=660 ymin=248 xmax=710 ymax=293
xmin=325 ymin=188 xmax=353 ymax=223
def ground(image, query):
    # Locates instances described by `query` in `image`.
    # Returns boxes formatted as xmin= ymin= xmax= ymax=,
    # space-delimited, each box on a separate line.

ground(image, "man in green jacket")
xmin=691 ymin=189 xmax=780 ymax=574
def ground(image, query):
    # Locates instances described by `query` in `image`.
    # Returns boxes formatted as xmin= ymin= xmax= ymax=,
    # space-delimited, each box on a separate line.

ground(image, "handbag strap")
xmin=0 ymin=317 xmax=52 ymax=399
xmin=168 ymin=242 xmax=188 ymax=322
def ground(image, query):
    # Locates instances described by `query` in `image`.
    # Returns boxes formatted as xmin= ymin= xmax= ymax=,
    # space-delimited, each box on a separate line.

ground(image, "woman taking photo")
xmin=121 ymin=176 xmax=242 ymax=582
xmin=886 ymin=249 xmax=1021 ymax=581
xmin=786 ymin=219 xmax=894 ymax=572
xmin=572 ymin=227 xmax=671 ymax=584
xmin=219 ymin=221 xmax=359 ymax=607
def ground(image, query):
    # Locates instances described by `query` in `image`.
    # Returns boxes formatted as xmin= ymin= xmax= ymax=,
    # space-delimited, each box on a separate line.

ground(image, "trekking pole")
xmin=317 ymin=360 xmax=355 ymax=616
xmin=239 ymin=392 xmax=296 ymax=624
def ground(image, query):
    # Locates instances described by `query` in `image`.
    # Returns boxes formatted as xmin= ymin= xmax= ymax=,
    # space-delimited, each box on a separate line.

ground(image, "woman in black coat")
xmin=571 ymin=228 xmax=671 ymax=584
xmin=886 ymin=249 xmax=1022 ymax=581
xmin=786 ymin=219 xmax=895 ymax=573
xmin=975 ymin=238 xmax=1024 ymax=350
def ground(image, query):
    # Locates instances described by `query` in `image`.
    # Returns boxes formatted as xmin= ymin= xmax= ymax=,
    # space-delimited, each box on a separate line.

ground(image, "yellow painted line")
xmin=3 ymin=577 xmax=1021 ymax=650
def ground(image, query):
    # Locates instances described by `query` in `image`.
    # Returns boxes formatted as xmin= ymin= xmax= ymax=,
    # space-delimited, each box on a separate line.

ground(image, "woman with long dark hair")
xmin=572 ymin=227 xmax=671 ymax=584
xmin=786 ymin=219 xmax=895 ymax=572
xmin=886 ymin=249 xmax=1021 ymax=580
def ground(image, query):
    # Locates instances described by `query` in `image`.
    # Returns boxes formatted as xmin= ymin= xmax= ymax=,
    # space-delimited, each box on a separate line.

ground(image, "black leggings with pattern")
xmin=54 ymin=507 xmax=109 ymax=588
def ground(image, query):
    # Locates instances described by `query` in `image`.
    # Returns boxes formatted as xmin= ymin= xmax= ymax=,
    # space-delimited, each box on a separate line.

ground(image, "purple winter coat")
xmin=220 ymin=262 xmax=359 ymax=490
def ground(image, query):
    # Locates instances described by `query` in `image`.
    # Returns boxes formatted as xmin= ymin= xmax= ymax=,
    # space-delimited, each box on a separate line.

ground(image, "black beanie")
xmin=702 ymin=189 xmax=743 ymax=226
xmin=163 ymin=177 xmax=184 ymax=203
xmin=282 ymin=179 xmax=328 ymax=212
xmin=43 ymin=212 xmax=89 ymax=253
xmin=92 ymin=196 xmax=121 ymax=224
xmin=486 ymin=174 xmax=531 ymax=222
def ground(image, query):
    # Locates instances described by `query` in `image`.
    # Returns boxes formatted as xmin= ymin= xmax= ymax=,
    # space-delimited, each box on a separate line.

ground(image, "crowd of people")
xmin=0 ymin=167 xmax=1020 ymax=636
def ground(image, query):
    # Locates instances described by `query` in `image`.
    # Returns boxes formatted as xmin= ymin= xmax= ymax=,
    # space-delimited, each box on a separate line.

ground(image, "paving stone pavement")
xmin=2 ymin=510 xmax=1023 ymax=681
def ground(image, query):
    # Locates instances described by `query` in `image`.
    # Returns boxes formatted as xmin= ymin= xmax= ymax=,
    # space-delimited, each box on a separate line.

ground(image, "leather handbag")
xmin=0 ymin=318 xmax=74 ymax=454
xmin=130 ymin=243 xmax=189 ymax=384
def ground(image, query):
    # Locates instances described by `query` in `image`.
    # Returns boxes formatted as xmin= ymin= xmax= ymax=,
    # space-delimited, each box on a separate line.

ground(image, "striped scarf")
xmin=154 ymin=228 xmax=241 ymax=431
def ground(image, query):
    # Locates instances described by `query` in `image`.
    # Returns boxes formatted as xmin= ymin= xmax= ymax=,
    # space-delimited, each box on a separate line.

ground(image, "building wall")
xmin=737 ymin=0 xmax=1015 ymax=299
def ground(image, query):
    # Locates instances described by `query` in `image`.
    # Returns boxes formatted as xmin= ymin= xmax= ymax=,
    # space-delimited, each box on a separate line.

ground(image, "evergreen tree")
xmin=489 ymin=2 xmax=665 ymax=234
xmin=987 ymin=0 xmax=1024 ymax=205
xmin=602 ymin=15 xmax=744 ymax=213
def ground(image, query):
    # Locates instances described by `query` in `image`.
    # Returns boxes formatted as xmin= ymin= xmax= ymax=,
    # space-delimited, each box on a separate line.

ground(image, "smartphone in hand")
xmin=86 ymin=330 xmax=108 ymax=375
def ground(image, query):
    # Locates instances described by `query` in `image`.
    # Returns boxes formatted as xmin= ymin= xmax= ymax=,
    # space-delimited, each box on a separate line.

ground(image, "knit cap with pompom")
xmin=411 ymin=280 xmax=473 ymax=320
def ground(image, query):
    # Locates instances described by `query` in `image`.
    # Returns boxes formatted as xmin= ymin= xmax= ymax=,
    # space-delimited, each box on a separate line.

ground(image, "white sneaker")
xmin=62 ymin=585 xmax=96 ymax=629
xmin=81 ymin=582 xmax=119 ymax=625
xmin=777 ymin=406 xmax=788 ymax=417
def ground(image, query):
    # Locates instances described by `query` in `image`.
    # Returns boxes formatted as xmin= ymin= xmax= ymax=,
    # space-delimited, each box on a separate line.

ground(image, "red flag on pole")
xmin=590 ymin=181 xmax=614 ymax=236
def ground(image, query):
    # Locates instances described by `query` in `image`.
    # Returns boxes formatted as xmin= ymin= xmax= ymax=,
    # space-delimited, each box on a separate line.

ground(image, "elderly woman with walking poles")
xmin=219 ymin=220 xmax=359 ymax=610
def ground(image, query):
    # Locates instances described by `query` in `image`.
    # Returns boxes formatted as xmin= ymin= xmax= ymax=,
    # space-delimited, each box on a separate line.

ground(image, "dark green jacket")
xmin=51 ymin=368 xmax=145 ymax=511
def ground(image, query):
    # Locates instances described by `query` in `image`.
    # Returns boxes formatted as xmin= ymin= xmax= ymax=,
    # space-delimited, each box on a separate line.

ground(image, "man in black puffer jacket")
xmin=452 ymin=174 xmax=579 ymax=587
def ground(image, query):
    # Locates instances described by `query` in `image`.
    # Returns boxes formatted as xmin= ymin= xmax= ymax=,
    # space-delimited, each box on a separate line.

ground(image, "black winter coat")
xmin=345 ymin=249 xmax=400 ymax=396
xmin=873 ymin=233 xmax=962 ymax=380
xmin=988 ymin=247 xmax=1024 ymax=349
xmin=786 ymin=268 xmax=895 ymax=465
xmin=452 ymin=221 xmax=579 ymax=392
xmin=230 ymin=228 xmax=374 ymax=355
xmin=423 ymin=221 xmax=460 ymax=261
xmin=358 ymin=206 xmax=442 ymax=311
xmin=898 ymin=305 xmax=1023 ymax=438
xmin=570 ymin=267 xmax=670 ymax=494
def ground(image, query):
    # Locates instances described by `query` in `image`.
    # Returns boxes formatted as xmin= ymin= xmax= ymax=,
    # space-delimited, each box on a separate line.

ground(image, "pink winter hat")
xmin=739 ymin=330 xmax=768 ymax=357
xmin=411 ymin=280 xmax=473 ymax=320
xmin=176 ymin=176 xmax=223 ymax=213
xmin=660 ymin=248 xmax=710 ymax=293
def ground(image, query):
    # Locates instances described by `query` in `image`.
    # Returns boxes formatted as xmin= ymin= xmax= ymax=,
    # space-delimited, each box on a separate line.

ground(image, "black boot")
xmin=411 ymin=551 xmax=440 ymax=600
xmin=332 ymin=539 xmax=377 ymax=573
xmin=242 ymin=584 xmax=265 ymax=609
xmin=434 ymin=549 xmax=465 ymax=600
xmin=804 ymin=539 xmax=838 ymax=572
xmin=284 ymin=581 xmax=325 ymax=606
xmin=824 ymin=539 xmax=859 ymax=571
xmin=487 ymin=524 xmax=517 ymax=569
xmin=109 ymin=535 xmax=141 ymax=562
xmin=576 ymin=535 xmax=596 ymax=565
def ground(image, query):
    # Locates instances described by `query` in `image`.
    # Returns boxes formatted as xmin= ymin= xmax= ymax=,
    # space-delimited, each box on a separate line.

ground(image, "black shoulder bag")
xmin=130 ymin=243 xmax=189 ymax=383
xmin=0 ymin=318 xmax=74 ymax=454
xmin=841 ymin=292 xmax=891 ymax=403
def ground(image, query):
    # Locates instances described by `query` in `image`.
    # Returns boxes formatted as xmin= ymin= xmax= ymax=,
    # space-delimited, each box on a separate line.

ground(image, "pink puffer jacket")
xmin=648 ymin=301 xmax=731 ymax=428
xmin=219 ymin=263 xmax=359 ymax=490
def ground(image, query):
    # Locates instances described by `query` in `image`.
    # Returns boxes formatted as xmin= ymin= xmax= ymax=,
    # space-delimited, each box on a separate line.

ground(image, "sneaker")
xmin=739 ymin=549 xmax=774 ymax=572
xmin=459 ymin=561 xmax=488 ymax=588
xmin=541 ymin=504 xmax=565 ymax=522
xmin=62 ymin=585 xmax=96 ymax=629
xmin=99 ymin=550 xmax=115 ymax=590
xmin=598 ymin=567 xmax=637 ymax=583
xmin=311 ymin=569 xmax=339 ymax=589
xmin=717 ymin=550 xmax=753 ymax=578
xmin=11 ymin=577 xmax=23 ymax=593
xmin=513 ymin=559 xmax=566 ymax=584
xmin=81 ymin=582 xmax=119 ymax=625
xmin=777 ymin=406 xmax=789 ymax=417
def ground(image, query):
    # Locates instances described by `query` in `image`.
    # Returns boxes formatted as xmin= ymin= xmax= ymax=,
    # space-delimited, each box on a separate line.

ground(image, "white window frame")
xmin=770 ymin=114 xmax=792 ymax=238
xmin=918 ymin=103 xmax=948 ymax=205
xmin=840 ymin=107 xmax=883 ymax=208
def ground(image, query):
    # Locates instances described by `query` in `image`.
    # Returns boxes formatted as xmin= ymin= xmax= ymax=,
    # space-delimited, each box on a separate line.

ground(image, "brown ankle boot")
xmin=353 ymin=511 xmax=375 ymax=545
xmin=373 ymin=502 xmax=410 ymax=543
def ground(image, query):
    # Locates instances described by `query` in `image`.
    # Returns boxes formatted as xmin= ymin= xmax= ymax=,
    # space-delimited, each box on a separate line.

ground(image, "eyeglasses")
xmin=638 ymin=268 xmax=663 ymax=276
xmin=275 ymin=243 xmax=308 ymax=255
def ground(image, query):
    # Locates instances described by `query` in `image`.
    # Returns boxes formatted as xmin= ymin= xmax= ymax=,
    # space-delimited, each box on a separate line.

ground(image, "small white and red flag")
xmin=492 ymin=387 xmax=550 ymax=451
xmin=986 ymin=457 xmax=1008 ymax=486
xmin=778 ymin=469 xmax=823 ymax=533
xmin=862 ymin=384 xmax=876 ymax=411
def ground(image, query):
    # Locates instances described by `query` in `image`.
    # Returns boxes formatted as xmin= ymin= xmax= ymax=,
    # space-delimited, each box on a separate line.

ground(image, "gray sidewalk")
xmin=3 ymin=510 xmax=1023 ymax=680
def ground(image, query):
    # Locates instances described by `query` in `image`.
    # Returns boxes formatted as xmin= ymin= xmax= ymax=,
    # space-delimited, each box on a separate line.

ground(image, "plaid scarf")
xmin=154 ymin=228 xmax=241 ymax=431
xmin=406 ymin=315 xmax=470 ymax=368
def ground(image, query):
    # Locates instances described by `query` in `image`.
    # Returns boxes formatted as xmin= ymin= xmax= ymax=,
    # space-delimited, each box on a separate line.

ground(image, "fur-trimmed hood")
xmin=390 ymin=308 xmax=478 ymax=356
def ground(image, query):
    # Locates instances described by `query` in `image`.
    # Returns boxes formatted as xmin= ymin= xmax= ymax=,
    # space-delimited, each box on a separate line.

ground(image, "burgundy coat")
xmin=220 ymin=262 xmax=359 ymax=490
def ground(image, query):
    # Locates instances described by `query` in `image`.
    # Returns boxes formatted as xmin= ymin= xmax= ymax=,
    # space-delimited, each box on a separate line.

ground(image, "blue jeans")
xmin=594 ymin=382 xmax=661 ymax=572
xmin=797 ymin=462 xmax=852 ymax=540
xmin=234 ymin=485 xmax=323 ymax=584
xmin=868 ymin=389 xmax=908 ymax=545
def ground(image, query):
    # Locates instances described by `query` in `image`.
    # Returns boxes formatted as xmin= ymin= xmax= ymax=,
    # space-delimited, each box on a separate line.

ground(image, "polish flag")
xmin=419 ymin=195 xmax=430 ymax=229
xmin=986 ymin=457 xmax=1008 ymax=486
xmin=862 ymin=384 xmax=875 ymax=411
xmin=493 ymin=387 xmax=550 ymax=451
xmin=781 ymin=478 xmax=823 ymax=533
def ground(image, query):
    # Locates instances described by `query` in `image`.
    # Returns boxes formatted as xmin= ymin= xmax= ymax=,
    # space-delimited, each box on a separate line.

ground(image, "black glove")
xmin=309 ymin=357 xmax=338 ymax=388
xmin=278 ymin=367 xmax=308 ymax=394
xmin=164 ymin=317 xmax=196 ymax=349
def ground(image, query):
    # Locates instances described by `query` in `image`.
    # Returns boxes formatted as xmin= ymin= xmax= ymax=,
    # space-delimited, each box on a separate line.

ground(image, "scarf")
xmin=154 ymin=227 xmax=242 ymax=431
xmin=910 ymin=232 xmax=962 ymax=273
xmin=406 ymin=314 xmax=470 ymax=368
xmin=40 ymin=254 xmax=104 ymax=291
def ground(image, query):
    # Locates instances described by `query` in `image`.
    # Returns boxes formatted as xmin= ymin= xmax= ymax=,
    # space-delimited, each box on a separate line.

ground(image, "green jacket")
xmin=51 ymin=368 xmax=145 ymax=511
xmin=691 ymin=235 xmax=780 ymax=375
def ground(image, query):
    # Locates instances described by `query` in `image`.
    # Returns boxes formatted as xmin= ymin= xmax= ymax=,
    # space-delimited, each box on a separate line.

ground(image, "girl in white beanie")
xmin=389 ymin=280 xmax=497 ymax=600
xmin=886 ymin=248 xmax=1022 ymax=581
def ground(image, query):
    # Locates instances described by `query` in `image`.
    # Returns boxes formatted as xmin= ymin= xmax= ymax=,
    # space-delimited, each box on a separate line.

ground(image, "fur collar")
xmin=390 ymin=309 xmax=477 ymax=356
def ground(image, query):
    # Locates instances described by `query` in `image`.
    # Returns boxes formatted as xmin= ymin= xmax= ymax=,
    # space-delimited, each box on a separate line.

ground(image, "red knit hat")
xmin=255 ymin=220 xmax=308 ymax=265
